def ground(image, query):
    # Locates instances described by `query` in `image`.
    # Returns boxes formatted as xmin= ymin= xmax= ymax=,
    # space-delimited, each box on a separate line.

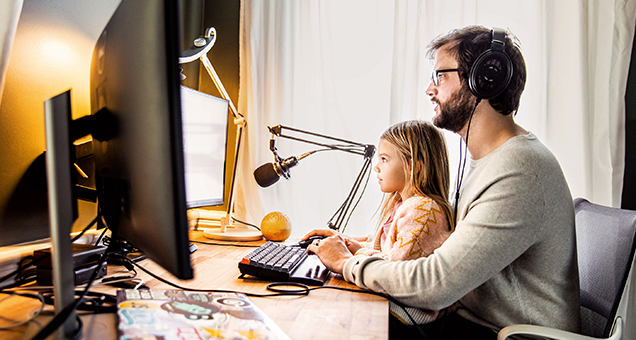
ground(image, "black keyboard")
xmin=238 ymin=241 xmax=330 ymax=285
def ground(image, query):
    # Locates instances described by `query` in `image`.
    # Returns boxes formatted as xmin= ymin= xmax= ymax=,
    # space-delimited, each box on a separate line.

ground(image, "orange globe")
xmin=260 ymin=212 xmax=292 ymax=241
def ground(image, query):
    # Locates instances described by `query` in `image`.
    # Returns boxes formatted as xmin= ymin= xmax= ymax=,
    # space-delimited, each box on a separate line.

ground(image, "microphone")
xmin=253 ymin=156 xmax=299 ymax=187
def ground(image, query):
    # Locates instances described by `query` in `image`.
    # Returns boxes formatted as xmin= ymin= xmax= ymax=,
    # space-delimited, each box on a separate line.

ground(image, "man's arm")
xmin=342 ymin=172 xmax=543 ymax=310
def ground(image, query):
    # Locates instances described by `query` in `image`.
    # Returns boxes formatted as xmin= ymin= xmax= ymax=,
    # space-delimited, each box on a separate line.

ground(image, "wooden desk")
xmin=0 ymin=231 xmax=388 ymax=339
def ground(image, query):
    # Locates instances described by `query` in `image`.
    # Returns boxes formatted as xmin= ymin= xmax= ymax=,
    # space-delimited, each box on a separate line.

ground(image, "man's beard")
xmin=432 ymin=87 xmax=476 ymax=133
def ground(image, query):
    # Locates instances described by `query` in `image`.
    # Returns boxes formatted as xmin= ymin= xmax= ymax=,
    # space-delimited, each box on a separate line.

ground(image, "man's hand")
xmin=306 ymin=234 xmax=352 ymax=274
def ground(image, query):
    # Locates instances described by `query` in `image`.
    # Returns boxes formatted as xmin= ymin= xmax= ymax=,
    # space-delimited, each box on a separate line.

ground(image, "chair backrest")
xmin=574 ymin=197 xmax=636 ymax=337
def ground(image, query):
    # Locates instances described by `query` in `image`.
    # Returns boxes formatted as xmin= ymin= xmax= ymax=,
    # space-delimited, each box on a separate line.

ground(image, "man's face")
xmin=427 ymin=47 xmax=476 ymax=133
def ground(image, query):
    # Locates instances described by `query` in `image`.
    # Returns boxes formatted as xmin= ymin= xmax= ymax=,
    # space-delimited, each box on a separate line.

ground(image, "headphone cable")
xmin=453 ymin=97 xmax=481 ymax=220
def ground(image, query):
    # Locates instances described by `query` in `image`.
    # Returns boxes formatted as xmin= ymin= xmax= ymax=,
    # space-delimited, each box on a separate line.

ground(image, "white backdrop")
xmin=235 ymin=0 xmax=636 ymax=239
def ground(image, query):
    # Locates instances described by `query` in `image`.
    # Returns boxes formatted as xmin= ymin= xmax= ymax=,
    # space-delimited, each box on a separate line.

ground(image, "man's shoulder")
xmin=482 ymin=133 xmax=561 ymax=174
xmin=469 ymin=133 xmax=572 ymax=211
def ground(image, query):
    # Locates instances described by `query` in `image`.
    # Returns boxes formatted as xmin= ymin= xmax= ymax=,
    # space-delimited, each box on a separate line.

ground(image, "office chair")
xmin=498 ymin=198 xmax=636 ymax=340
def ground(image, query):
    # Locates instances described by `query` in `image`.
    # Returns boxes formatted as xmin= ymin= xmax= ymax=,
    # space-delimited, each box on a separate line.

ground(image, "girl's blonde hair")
xmin=378 ymin=120 xmax=454 ymax=231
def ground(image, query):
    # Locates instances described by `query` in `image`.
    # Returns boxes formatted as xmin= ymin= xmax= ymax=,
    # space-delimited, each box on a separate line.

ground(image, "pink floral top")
xmin=355 ymin=195 xmax=452 ymax=324
xmin=355 ymin=195 xmax=451 ymax=261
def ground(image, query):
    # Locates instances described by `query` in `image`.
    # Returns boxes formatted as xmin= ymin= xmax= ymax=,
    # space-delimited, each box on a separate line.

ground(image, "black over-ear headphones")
xmin=468 ymin=27 xmax=513 ymax=100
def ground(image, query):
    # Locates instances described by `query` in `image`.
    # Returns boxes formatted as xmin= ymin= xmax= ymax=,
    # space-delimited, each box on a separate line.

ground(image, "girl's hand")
xmin=303 ymin=229 xmax=363 ymax=255
xmin=344 ymin=238 xmax=363 ymax=255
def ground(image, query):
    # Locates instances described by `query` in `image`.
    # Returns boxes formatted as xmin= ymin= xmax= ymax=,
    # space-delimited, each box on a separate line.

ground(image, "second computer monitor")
xmin=181 ymin=85 xmax=229 ymax=209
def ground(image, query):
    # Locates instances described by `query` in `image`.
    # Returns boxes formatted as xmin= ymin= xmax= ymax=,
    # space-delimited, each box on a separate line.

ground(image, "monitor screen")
xmin=181 ymin=86 xmax=229 ymax=208
xmin=89 ymin=0 xmax=193 ymax=279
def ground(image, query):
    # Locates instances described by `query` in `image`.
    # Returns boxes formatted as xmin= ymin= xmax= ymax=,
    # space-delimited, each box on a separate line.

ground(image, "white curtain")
xmin=0 ymin=0 xmax=23 ymax=105
xmin=235 ymin=0 xmax=636 ymax=239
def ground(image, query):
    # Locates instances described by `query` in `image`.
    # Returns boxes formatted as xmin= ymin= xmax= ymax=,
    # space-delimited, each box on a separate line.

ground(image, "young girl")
xmin=312 ymin=120 xmax=454 ymax=325
xmin=346 ymin=120 xmax=454 ymax=262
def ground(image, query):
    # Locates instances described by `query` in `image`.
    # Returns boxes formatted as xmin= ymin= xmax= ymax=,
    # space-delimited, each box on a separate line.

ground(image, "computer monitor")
xmin=89 ymin=0 xmax=193 ymax=279
xmin=39 ymin=0 xmax=197 ymax=337
xmin=181 ymin=85 xmax=229 ymax=208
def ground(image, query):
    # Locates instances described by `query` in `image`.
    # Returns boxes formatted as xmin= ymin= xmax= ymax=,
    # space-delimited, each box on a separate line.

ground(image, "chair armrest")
xmin=497 ymin=317 xmax=622 ymax=340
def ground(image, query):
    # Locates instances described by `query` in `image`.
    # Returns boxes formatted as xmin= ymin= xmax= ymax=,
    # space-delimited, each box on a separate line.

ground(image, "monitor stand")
xmin=44 ymin=90 xmax=80 ymax=339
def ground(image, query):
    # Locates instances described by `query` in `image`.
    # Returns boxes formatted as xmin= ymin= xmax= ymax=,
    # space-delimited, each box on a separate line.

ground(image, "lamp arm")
xmin=179 ymin=27 xmax=241 ymax=121
xmin=199 ymin=53 xmax=241 ymax=121
xmin=179 ymin=27 xmax=216 ymax=63
xmin=179 ymin=27 xmax=244 ymax=232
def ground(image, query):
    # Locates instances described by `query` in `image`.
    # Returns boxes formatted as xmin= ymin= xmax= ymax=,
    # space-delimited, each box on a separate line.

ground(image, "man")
xmin=305 ymin=26 xmax=580 ymax=339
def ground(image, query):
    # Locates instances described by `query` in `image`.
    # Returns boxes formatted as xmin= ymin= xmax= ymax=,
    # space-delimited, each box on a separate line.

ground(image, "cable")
xmin=190 ymin=240 xmax=261 ymax=248
xmin=0 ymin=292 xmax=45 ymax=330
xmin=453 ymin=97 xmax=481 ymax=221
xmin=126 ymin=257 xmax=427 ymax=338
xmin=14 ymin=256 xmax=36 ymax=287
xmin=126 ymin=258 xmax=290 ymax=297
xmin=0 ymin=215 xmax=101 ymax=289
xmin=232 ymin=217 xmax=260 ymax=230
xmin=30 ymin=235 xmax=114 ymax=340
xmin=41 ymin=290 xmax=117 ymax=313
xmin=70 ymin=216 xmax=99 ymax=243
xmin=94 ymin=227 xmax=109 ymax=247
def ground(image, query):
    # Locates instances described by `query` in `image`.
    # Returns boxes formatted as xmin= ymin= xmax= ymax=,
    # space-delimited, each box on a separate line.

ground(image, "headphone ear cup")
xmin=468 ymin=50 xmax=513 ymax=99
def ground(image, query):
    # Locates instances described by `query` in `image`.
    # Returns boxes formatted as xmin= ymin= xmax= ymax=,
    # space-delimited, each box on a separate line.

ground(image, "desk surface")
xmin=0 ymin=231 xmax=388 ymax=339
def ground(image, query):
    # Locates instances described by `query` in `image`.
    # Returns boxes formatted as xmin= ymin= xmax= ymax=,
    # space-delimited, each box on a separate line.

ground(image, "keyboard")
xmin=238 ymin=241 xmax=330 ymax=285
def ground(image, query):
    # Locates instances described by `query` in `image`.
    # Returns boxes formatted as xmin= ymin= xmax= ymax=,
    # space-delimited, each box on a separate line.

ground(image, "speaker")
xmin=468 ymin=27 xmax=513 ymax=100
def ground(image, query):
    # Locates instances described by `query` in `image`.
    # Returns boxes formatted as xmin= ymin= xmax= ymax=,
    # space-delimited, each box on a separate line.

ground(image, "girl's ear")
xmin=414 ymin=160 xmax=422 ymax=175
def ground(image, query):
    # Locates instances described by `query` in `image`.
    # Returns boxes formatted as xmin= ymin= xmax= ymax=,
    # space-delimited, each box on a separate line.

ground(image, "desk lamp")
xmin=254 ymin=125 xmax=376 ymax=233
xmin=179 ymin=27 xmax=261 ymax=241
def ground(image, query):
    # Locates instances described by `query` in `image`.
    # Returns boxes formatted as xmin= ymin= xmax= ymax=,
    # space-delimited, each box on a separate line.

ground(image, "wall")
xmin=0 ymin=0 xmax=121 ymax=245
xmin=0 ymin=0 xmax=241 ymax=245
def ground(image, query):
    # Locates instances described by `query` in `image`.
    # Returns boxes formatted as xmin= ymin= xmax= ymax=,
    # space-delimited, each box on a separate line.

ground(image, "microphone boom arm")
xmin=265 ymin=124 xmax=376 ymax=233
xmin=269 ymin=124 xmax=370 ymax=157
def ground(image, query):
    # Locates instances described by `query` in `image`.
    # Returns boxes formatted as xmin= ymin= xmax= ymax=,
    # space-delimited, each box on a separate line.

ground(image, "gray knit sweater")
xmin=343 ymin=133 xmax=581 ymax=334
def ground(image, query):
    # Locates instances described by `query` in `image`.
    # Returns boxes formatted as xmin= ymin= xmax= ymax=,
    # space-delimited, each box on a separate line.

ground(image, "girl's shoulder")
xmin=401 ymin=195 xmax=438 ymax=208
xmin=397 ymin=195 xmax=441 ymax=215
xmin=396 ymin=195 xmax=450 ymax=233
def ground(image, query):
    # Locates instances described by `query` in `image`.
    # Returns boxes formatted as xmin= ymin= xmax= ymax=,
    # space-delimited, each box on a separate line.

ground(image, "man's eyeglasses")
xmin=431 ymin=68 xmax=460 ymax=86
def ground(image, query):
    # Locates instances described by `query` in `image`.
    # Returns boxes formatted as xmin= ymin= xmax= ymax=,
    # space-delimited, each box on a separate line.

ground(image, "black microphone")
xmin=253 ymin=156 xmax=299 ymax=187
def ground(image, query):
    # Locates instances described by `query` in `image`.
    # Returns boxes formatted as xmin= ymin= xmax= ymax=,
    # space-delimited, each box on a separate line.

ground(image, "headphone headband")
xmin=490 ymin=27 xmax=506 ymax=52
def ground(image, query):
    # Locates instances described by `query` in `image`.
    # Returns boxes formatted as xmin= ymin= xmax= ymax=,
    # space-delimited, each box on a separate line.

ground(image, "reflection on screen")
xmin=180 ymin=86 xmax=228 ymax=208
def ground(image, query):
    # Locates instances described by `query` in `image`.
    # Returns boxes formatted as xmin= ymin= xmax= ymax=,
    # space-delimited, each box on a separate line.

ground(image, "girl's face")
xmin=374 ymin=139 xmax=410 ymax=197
